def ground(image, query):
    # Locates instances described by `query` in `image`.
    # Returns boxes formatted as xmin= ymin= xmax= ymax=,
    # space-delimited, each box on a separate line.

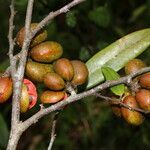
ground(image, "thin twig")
xmin=47 ymin=111 xmax=60 ymax=150
xmin=94 ymin=93 xmax=150 ymax=115
xmin=8 ymin=0 xmax=17 ymax=77
xmin=8 ymin=0 xmax=15 ymax=61
xmin=31 ymin=0 xmax=85 ymax=38
xmin=8 ymin=0 xmax=19 ymax=126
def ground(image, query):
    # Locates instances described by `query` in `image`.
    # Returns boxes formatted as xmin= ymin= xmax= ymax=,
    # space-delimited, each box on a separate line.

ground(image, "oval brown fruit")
xmin=30 ymin=41 xmax=63 ymax=63
xmin=0 ymin=77 xmax=13 ymax=103
xmin=111 ymin=103 xmax=122 ymax=118
xmin=40 ymin=91 xmax=65 ymax=104
xmin=71 ymin=60 xmax=89 ymax=86
xmin=20 ymin=84 xmax=30 ymax=113
xmin=53 ymin=58 xmax=74 ymax=81
xmin=44 ymin=73 xmax=65 ymax=91
xmin=125 ymin=59 xmax=146 ymax=75
xmin=135 ymin=89 xmax=150 ymax=111
xmin=139 ymin=73 xmax=150 ymax=89
xmin=16 ymin=23 xmax=47 ymax=47
xmin=25 ymin=61 xmax=53 ymax=82
xmin=121 ymin=95 xmax=144 ymax=126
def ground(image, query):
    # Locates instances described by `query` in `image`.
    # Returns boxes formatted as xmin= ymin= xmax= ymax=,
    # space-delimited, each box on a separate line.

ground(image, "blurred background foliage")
xmin=0 ymin=0 xmax=150 ymax=150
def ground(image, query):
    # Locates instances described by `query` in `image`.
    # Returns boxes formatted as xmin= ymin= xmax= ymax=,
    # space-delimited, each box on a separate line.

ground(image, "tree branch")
xmin=47 ymin=111 xmax=60 ymax=150
xmin=31 ymin=0 xmax=85 ymax=38
xmin=94 ymin=93 xmax=150 ymax=115
xmin=8 ymin=0 xmax=16 ymax=72
xmin=8 ymin=0 xmax=19 ymax=127
xmin=4 ymin=0 xmax=86 ymax=77
xmin=21 ymin=67 xmax=150 ymax=133
xmin=7 ymin=1 xmax=35 ymax=150
xmin=6 ymin=1 xmax=86 ymax=149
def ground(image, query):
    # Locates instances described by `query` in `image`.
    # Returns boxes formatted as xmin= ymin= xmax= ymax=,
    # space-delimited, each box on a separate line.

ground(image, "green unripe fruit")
xmin=25 ymin=61 xmax=53 ymax=82
xmin=30 ymin=41 xmax=63 ymax=63
xmin=0 ymin=77 xmax=13 ymax=103
xmin=125 ymin=59 xmax=146 ymax=75
xmin=53 ymin=58 xmax=74 ymax=81
xmin=71 ymin=60 xmax=89 ymax=85
xmin=20 ymin=84 xmax=30 ymax=113
xmin=44 ymin=73 xmax=65 ymax=91
xmin=121 ymin=95 xmax=144 ymax=126
xmin=135 ymin=89 xmax=150 ymax=111
xmin=40 ymin=91 xmax=65 ymax=104
xmin=139 ymin=73 xmax=150 ymax=89
xmin=16 ymin=23 xmax=47 ymax=47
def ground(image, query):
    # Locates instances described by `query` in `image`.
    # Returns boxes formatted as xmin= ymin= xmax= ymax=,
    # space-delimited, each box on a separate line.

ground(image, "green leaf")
xmin=86 ymin=28 xmax=150 ymax=89
xmin=101 ymin=67 xmax=125 ymax=96
xmin=0 ymin=113 xmax=9 ymax=148
xmin=79 ymin=47 xmax=91 ymax=61
xmin=66 ymin=11 xmax=77 ymax=28
xmin=88 ymin=6 xmax=111 ymax=28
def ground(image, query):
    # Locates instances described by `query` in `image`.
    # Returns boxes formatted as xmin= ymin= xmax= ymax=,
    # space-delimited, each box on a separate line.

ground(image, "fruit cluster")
xmin=21 ymin=23 xmax=89 ymax=104
xmin=0 ymin=78 xmax=37 ymax=113
xmin=0 ymin=23 xmax=89 ymax=113
xmin=111 ymin=59 xmax=150 ymax=126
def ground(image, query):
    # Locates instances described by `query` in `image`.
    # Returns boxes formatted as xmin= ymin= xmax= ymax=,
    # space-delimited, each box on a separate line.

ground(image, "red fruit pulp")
xmin=23 ymin=79 xmax=37 ymax=109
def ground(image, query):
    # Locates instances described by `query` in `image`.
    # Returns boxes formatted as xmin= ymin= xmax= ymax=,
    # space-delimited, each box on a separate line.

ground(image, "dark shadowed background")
xmin=0 ymin=0 xmax=150 ymax=150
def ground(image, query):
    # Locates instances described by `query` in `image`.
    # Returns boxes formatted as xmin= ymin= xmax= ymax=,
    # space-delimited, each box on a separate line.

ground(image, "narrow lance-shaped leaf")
xmin=101 ymin=67 xmax=125 ymax=96
xmin=86 ymin=28 xmax=150 ymax=89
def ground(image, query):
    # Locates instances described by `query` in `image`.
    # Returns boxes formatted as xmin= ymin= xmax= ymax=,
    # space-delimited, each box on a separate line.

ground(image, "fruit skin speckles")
xmin=40 ymin=91 xmax=66 ymax=104
xmin=121 ymin=95 xmax=144 ymax=126
xmin=25 ymin=61 xmax=54 ymax=83
xmin=16 ymin=23 xmax=47 ymax=48
xmin=139 ymin=73 xmax=150 ymax=89
xmin=125 ymin=59 xmax=146 ymax=75
xmin=30 ymin=41 xmax=63 ymax=63
xmin=53 ymin=58 xmax=74 ymax=81
xmin=135 ymin=89 xmax=150 ymax=111
xmin=44 ymin=73 xmax=65 ymax=91
xmin=71 ymin=60 xmax=89 ymax=86
xmin=0 ymin=77 xmax=13 ymax=103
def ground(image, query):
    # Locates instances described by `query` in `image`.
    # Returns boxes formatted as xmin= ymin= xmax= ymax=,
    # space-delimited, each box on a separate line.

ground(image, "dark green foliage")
xmin=0 ymin=0 xmax=149 ymax=149
xmin=88 ymin=6 xmax=111 ymax=28
xmin=66 ymin=11 xmax=77 ymax=28
xmin=0 ymin=113 xmax=9 ymax=148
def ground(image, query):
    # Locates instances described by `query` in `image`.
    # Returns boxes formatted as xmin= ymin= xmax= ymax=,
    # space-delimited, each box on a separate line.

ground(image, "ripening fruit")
xmin=20 ymin=84 xmax=30 ymax=113
xmin=0 ymin=77 xmax=13 ymax=103
xmin=20 ymin=79 xmax=37 ymax=113
xmin=139 ymin=73 xmax=150 ymax=89
xmin=53 ymin=58 xmax=74 ymax=81
xmin=121 ymin=95 xmax=144 ymax=126
xmin=16 ymin=23 xmax=47 ymax=47
xmin=110 ymin=102 xmax=122 ymax=118
xmin=40 ymin=91 xmax=65 ymax=104
xmin=30 ymin=41 xmax=63 ymax=63
xmin=111 ymin=106 xmax=122 ymax=118
xmin=125 ymin=59 xmax=146 ymax=75
xmin=44 ymin=73 xmax=65 ymax=91
xmin=25 ymin=61 xmax=53 ymax=82
xmin=23 ymin=79 xmax=37 ymax=109
xmin=135 ymin=89 xmax=150 ymax=111
xmin=71 ymin=60 xmax=89 ymax=85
